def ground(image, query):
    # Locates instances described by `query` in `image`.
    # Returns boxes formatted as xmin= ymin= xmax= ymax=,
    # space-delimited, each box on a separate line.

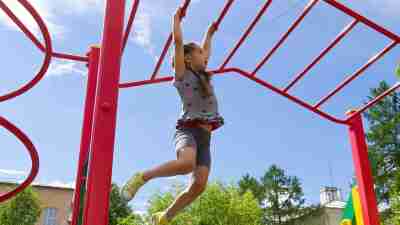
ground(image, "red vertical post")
xmin=82 ymin=0 xmax=125 ymax=224
xmin=346 ymin=110 xmax=380 ymax=225
xmin=71 ymin=46 xmax=100 ymax=225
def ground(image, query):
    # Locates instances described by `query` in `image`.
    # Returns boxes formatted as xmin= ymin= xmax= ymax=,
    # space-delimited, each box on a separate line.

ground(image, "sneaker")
xmin=151 ymin=212 xmax=169 ymax=225
xmin=120 ymin=172 xmax=145 ymax=202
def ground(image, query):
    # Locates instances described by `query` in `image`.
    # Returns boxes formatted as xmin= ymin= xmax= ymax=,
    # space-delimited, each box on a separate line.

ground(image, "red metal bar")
xmin=314 ymin=41 xmax=397 ymax=108
xmin=213 ymin=0 xmax=235 ymax=29
xmin=284 ymin=19 xmax=358 ymax=92
xmin=0 ymin=116 xmax=39 ymax=202
xmin=120 ymin=77 xmax=173 ymax=88
xmin=82 ymin=0 xmax=125 ymax=225
xmin=0 ymin=0 xmax=52 ymax=102
xmin=119 ymin=67 xmax=347 ymax=124
xmin=122 ymin=67 xmax=347 ymax=124
xmin=119 ymin=69 xmax=222 ymax=88
xmin=71 ymin=46 xmax=100 ymax=225
xmin=233 ymin=68 xmax=347 ymax=124
xmin=346 ymin=111 xmax=381 ymax=225
xmin=150 ymin=0 xmax=191 ymax=80
xmin=323 ymin=0 xmax=400 ymax=42
xmin=220 ymin=0 xmax=272 ymax=70
xmin=347 ymin=82 xmax=400 ymax=122
xmin=122 ymin=0 xmax=140 ymax=53
xmin=252 ymin=0 xmax=320 ymax=76
xmin=52 ymin=52 xmax=88 ymax=62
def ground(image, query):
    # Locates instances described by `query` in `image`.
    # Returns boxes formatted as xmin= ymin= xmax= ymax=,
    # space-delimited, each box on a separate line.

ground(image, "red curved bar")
xmin=0 ymin=0 xmax=52 ymax=102
xmin=0 ymin=116 xmax=39 ymax=202
xmin=0 ymin=1 xmax=87 ymax=63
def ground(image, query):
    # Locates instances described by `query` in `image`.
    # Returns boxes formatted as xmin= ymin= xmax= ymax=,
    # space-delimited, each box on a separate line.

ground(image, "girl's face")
xmin=186 ymin=44 xmax=207 ymax=71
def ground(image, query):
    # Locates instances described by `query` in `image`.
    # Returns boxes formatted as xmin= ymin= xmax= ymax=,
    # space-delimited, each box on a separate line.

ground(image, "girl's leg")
xmin=143 ymin=147 xmax=196 ymax=182
xmin=121 ymin=147 xmax=196 ymax=202
xmin=164 ymin=165 xmax=210 ymax=220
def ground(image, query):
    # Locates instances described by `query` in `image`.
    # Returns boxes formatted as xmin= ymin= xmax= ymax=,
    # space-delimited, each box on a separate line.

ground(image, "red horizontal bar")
xmin=52 ymin=52 xmax=88 ymax=62
xmin=119 ymin=69 xmax=223 ymax=88
xmin=150 ymin=0 xmax=191 ymax=80
xmin=323 ymin=0 xmax=400 ymax=42
xmin=122 ymin=0 xmax=140 ymax=53
xmin=284 ymin=19 xmax=358 ymax=92
xmin=252 ymin=0 xmax=320 ymax=76
xmin=314 ymin=41 xmax=397 ymax=108
xmin=120 ymin=77 xmax=173 ymax=88
xmin=347 ymin=82 xmax=400 ymax=122
xmin=220 ymin=0 xmax=272 ymax=70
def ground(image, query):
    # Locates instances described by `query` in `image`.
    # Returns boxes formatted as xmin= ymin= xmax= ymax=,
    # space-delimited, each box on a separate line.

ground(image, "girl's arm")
xmin=173 ymin=7 xmax=185 ymax=81
xmin=202 ymin=22 xmax=217 ymax=66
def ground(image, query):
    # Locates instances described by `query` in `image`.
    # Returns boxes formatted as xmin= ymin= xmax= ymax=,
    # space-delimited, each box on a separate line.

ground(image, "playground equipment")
xmin=0 ymin=0 xmax=398 ymax=225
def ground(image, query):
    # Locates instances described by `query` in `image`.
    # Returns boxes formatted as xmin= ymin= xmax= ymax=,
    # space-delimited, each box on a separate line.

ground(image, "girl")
xmin=121 ymin=6 xmax=224 ymax=225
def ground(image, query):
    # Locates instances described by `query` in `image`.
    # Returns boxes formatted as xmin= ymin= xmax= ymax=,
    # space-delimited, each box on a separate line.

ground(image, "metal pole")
xmin=346 ymin=110 xmax=380 ymax=225
xmin=82 ymin=0 xmax=125 ymax=224
xmin=71 ymin=46 xmax=100 ymax=225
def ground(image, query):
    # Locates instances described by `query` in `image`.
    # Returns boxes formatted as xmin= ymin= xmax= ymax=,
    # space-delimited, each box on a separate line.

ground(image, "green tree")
xmin=261 ymin=165 xmax=305 ymax=225
xmin=238 ymin=165 xmax=319 ymax=225
xmin=0 ymin=187 xmax=41 ymax=225
xmin=238 ymin=173 xmax=265 ymax=204
xmin=147 ymin=182 xmax=263 ymax=225
xmin=380 ymin=170 xmax=400 ymax=225
xmin=109 ymin=183 xmax=133 ymax=225
xmin=364 ymin=81 xmax=400 ymax=204
xmin=117 ymin=214 xmax=145 ymax=225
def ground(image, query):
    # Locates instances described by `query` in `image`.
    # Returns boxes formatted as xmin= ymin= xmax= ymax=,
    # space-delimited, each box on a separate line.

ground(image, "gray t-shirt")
xmin=173 ymin=69 xmax=224 ymax=130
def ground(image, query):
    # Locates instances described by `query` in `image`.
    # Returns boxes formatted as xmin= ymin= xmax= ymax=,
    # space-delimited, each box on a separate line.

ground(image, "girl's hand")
xmin=207 ymin=22 xmax=218 ymax=37
xmin=174 ymin=7 xmax=183 ymax=22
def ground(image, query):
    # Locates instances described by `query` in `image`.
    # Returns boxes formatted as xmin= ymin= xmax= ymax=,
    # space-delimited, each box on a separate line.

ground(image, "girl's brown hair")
xmin=173 ymin=42 xmax=212 ymax=96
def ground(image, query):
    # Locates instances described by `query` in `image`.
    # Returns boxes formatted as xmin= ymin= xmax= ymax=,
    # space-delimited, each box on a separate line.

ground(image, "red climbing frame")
xmin=117 ymin=1 xmax=399 ymax=225
xmin=1 ymin=0 xmax=399 ymax=225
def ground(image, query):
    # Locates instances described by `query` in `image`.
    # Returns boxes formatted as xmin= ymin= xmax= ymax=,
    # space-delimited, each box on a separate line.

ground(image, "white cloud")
xmin=57 ymin=0 xmax=104 ymax=13
xmin=0 ymin=169 xmax=26 ymax=176
xmin=47 ymin=61 xmax=86 ymax=77
xmin=130 ymin=8 xmax=157 ymax=61
xmin=30 ymin=180 xmax=76 ymax=189
xmin=46 ymin=180 xmax=75 ymax=188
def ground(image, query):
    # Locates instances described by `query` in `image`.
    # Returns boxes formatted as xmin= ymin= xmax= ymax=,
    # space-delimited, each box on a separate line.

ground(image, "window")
xmin=43 ymin=207 xmax=58 ymax=225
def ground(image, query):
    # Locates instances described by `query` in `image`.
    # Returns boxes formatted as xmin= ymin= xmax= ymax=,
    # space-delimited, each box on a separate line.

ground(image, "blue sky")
xmin=0 ymin=0 xmax=399 ymax=212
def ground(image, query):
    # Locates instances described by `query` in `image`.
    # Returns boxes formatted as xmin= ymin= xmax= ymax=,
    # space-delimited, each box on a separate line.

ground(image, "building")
xmin=299 ymin=186 xmax=346 ymax=225
xmin=0 ymin=181 xmax=74 ymax=225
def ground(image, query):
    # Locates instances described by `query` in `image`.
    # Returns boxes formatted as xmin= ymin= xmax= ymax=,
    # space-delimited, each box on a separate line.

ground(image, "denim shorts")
xmin=173 ymin=126 xmax=211 ymax=169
